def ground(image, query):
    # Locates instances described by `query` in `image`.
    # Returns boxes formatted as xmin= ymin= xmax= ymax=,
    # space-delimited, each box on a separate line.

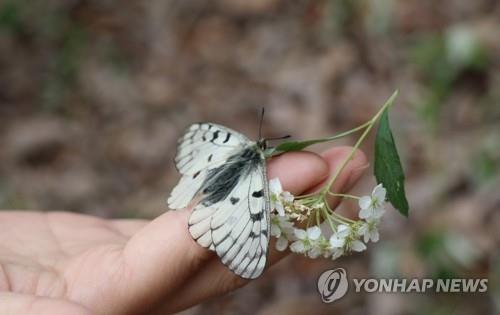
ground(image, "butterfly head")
xmin=257 ymin=135 xmax=291 ymax=152
xmin=257 ymin=138 xmax=268 ymax=150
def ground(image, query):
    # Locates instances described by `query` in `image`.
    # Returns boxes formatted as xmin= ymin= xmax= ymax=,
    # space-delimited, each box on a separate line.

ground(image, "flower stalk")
xmin=268 ymin=91 xmax=399 ymax=260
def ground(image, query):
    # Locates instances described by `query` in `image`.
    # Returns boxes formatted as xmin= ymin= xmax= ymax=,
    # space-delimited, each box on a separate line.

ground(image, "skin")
xmin=0 ymin=146 xmax=367 ymax=315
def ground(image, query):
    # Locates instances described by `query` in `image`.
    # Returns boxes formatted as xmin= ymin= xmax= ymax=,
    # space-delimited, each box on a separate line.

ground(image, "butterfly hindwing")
xmin=188 ymin=153 xmax=269 ymax=279
xmin=218 ymin=163 xmax=269 ymax=279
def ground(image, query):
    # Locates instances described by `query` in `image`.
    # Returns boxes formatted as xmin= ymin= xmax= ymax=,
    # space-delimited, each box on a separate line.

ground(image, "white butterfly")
xmin=167 ymin=123 xmax=270 ymax=279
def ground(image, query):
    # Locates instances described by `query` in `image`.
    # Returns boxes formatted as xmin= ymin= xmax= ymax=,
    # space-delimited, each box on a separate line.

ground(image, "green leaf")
xmin=374 ymin=109 xmax=409 ymax=216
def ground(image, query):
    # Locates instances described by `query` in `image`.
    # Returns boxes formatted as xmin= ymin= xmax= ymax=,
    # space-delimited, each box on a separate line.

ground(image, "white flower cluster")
xmin=269 ymin=178 xmax=387 ymax=260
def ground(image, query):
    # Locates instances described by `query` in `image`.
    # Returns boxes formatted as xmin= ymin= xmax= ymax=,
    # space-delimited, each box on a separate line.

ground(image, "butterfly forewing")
xmin=168 ymin=123 xmax=248 ymax=209
xmin=168 ymin=123 xmax=270 ymax=279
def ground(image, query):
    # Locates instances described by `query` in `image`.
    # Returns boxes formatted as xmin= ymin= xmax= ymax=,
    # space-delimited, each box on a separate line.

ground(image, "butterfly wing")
xmin=188 ymin=149 xmax=270 ymax=279
xmin=168 ymin=122 xmax=270 ymax=279
xmin=168 ymin=123 xmax=250 ymax=209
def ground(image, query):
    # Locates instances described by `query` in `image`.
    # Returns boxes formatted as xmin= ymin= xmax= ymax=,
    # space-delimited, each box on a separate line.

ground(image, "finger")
xmin=266 ymin=151 xmax=329 ymax=195
xmin=0 ymin=292 xmax=94 ymax=315
xmin=315 ymin=146 xmax=369 ymax=208
xmin=158 ymin=147 xmax=367 ymax=314
xmin=109 ymin=219 xmax=148 ymax=237
xmin=118 ymin=208 xmax=210 ymax=313
xmin=121 ymin=150 xmax=328 ymax=314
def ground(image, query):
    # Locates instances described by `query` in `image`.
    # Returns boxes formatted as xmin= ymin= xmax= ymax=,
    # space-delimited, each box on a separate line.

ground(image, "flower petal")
xmin=373 ymin=184 xmax=386 ymax=202
xmin=271 ymin=223 xmax=281 ymax=237
xmin=329 ymin=236 xmax=345 ymax=248
xmin=276 ymin=202 xmax=285 ymax=217
xmin=359 ymin=207 xmax=371 ymax=219
xmin=363 ymin=232 xmax=370 ymax=243
xmin=337 ymin=224 xmax=351 ymax=237
xmin=308 ymin=247 xmax=321 ymax=259
xmin=276 ymin=236 xmax=289 ymax=251
xmin=307 ymin=226 xmax=322 ymax=240
xmin=330 ymin=248 xmax=344 ymax=260
xmin=370 ymin=230 xmax=379 ymax=242
xmin=290 ymin=241 xmax=305 ymax=253
xmin=294 ymin=228 xmax=307 ymax=240
xmin=372 ymin=206 xmax=385 ymax=218
xmin=358 ymin=223 xmax=368 ymax=236
xmin=358 ymin=196 xmax=372 ymax=210
xmin=282 ymin=191 xmax=294 ymax=203
xmin=351 ymin=240 xmax=367 ymax=252
xmin=269 ymin=178 xmax=283 ymax=195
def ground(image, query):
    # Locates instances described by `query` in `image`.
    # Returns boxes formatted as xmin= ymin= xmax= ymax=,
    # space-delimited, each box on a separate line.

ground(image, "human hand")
xmin=0 ymin=146 xmax=367 ymax=315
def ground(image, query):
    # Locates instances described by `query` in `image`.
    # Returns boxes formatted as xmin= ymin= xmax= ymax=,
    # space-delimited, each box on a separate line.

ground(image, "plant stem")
xmin=294 ymin=123 xmax=372 ymax=200
xmin=322 ymin=120 xmax=372 ymax=140
xmin=327 ymin=192 xmax=360 ymax=200
xmin=321 ymin=206 xmax=336 ymax=230
xmin=323 ymin=197 xmax=355 ymax=224
xmin=332 ymin=211 xmax=356 ymax=224
xmin=320 ymin=90 xmax=399 ymax=197
xmin=269 ymin=120 xmax=373 ymax=158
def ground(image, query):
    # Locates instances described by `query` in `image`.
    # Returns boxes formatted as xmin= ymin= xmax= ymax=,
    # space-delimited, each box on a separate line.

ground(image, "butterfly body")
xmin=168 ymin=123 xmax=270 ymax=279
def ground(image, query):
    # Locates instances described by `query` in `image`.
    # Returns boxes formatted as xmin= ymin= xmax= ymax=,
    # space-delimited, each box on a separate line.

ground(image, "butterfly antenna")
xmin=258 ymin=107 xmax=265 ymax=140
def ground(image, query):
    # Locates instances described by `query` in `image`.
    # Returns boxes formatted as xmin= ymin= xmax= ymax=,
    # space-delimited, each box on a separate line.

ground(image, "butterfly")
xmin=167 ymin=122 xmax=274 ymax=279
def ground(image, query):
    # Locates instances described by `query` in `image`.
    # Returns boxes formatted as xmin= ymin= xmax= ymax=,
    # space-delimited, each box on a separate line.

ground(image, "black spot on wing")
xmin=208 ymin=154 xmax=213 ymax=162
xmin=193 ymin=170 xmax=201 ymax=179
xmin=252 ymin=190 xmax=264 ymax=198
xmin=250 ymin=211 xmax=263 ymax=221
xmin=223 ymin=132 xmax=231 ymax=143
xmin=230 ymin=197 xmax=240 ymax=205
xmin=211 ymin=130 xmax=220 ymax=142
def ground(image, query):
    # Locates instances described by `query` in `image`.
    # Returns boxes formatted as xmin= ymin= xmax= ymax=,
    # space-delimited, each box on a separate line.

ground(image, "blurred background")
xmin=0 ymin=0 xmax=499 ymax=314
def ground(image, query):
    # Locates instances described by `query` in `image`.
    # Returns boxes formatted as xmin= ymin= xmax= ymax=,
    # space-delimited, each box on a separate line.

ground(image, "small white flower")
xmin=271 ymin=215 xmax=293 ymax=238
xmin=271 ymin=214 xmax=294 ymax=251
xmin=290 ymin=226 xmax=321 ymax=254
xmin=329 ymin=224 xmax=367 ymax=253
xmin=358 ymin=184 xmax=386 ymax=219
xmin=307 ymin=235 xmax=332 ymax=259
xmin=358 ymin=218 xmax=380 ymax=243
xmin=329 ymin=224 xmax=351 ymax=248
xmin=269 ymin=178 xmax=294 ymax=216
